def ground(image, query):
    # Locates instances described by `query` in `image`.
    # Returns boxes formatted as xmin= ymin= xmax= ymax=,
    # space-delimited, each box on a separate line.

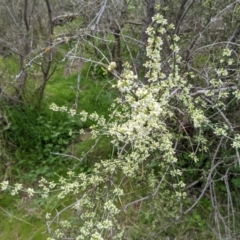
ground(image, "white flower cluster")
xmin=216 ymin=68 xmax=228 ymax=77
xmin=11 ymin=183 xmax=22 ymax=195
xmin=191 ymin=109 xmax=209 ymax=128
xmin=107 ymin=62 xmax=116 ymax=72
xmin=79 ymin=110 xmax=88 ymax=122
xmin=222 ymin=48 xmax=232 ymax=57
xmin=0 ymin=180 xmax=8 ymax=190
xmin=49 ymin=103 xmax=76 ymax=116
xmin=116 ymin=67 xmax=138 ymax=93
xmin=103 ymin=200 xmax=120 ymax=215
xmin=5 ymin=11 xmax=237 ymax=240
xmin=214 ymin=126 xmax=228 ymax=136
xmin=232 ymin=134 xmax=240 ymax=148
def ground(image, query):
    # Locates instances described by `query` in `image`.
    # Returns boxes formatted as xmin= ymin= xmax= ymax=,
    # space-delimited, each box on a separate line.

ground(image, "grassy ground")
xmin=0 ymin=60 xmax=117 ymax=239
xmin=44 ymin=61 xmax=117 ymax=117
xmin=0 ymin=193 xmax=48 ymax=239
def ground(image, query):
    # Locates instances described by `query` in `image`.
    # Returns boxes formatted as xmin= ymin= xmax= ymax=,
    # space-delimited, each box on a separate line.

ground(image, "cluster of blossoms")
xmin=4 ymin=13 xmax=187 ymax=239
xmin=107 ymin=61 xmax=116 ymax=72
xmin=232 ymin=134 xmax=240 ymax=148
xmin=214 ymin=124 xmax=229 ymax=136
xmin=0 ymin=181 xmax=35 ymax=197
xmin=49 ymin=103 xmax=76 ymax=116
xmin=115 ymin=64 xmax=138 ymax=93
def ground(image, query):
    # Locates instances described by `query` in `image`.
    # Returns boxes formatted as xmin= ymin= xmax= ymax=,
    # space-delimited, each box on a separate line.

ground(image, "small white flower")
xmin=26 ymin=188 xmax=35 ymax=197
xmin=69 ymin=108 xmax=76 ymax=116
xmin=107 ymin=62 xmax=116 ymax=71
xmin=80 ymin=110 xmax=88 ymax=122
xmin=59 ymin=105 xmax=68 ymax=112
xmin=223 ymin=48 xmax=232 ymax=57
xmin=0 ymin=180 xmax=9 ymax=191
xmin=49 ymin=103 xmax=59 ymax=111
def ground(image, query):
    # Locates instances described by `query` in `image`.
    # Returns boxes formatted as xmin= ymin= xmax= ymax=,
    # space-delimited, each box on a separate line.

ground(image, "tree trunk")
xmin=112 ymin=29 xmax=123 ymax=73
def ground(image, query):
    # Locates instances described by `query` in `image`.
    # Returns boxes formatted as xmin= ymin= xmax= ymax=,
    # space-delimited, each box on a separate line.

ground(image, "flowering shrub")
xmin=2 ymin=11 xmax=240 ymax=239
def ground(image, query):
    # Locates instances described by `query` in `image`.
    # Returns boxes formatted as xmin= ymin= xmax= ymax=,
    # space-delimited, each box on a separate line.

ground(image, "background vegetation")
xmin=1 ymin=0 xmax=240 ymax=239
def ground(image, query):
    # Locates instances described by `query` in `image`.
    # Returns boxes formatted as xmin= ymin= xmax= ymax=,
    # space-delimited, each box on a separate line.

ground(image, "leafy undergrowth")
xmin=0 ymin=62 xmax=117 ymax=239
xmin=2 ymin=61 xmax=117 ymax=178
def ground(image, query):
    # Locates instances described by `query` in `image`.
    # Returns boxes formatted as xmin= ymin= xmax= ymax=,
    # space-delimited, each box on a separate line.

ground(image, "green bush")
xmin=3 ymin=105 xmax=80 ymax=180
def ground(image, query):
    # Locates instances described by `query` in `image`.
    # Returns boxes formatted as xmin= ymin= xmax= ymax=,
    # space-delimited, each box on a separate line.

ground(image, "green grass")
xmin=0 ymin=50 xmax=118 ymax=239
xmin=44 ymin=62 xmax=117 ymax=117
xmin=0 ymin=191 xmax=77 ymax=240
xmin=0 ymin=56 xmax=19 ymax=96
xmin=3 ymin=104 xmax=80 ymax=181
xmin=2 ymin=60 xmax=118 ymax=180
xmin=0 ymin=193 xmax=48 ymax=240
